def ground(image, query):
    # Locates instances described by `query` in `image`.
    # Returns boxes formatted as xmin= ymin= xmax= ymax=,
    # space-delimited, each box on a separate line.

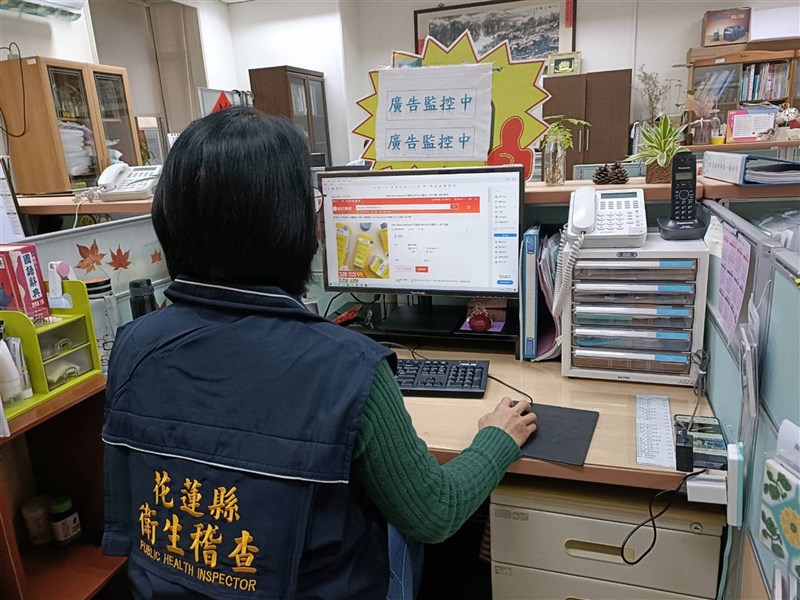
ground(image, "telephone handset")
xmin=97 ymin=163 xmax=161 ymax=201
xmin=553 ymin=186 xmax=648 ymax=317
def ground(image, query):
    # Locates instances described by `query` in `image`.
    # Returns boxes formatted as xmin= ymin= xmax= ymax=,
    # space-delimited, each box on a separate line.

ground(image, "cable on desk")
xmin=322 ymin=292 xmax=344 ymax=319
xmin=619 ymin=469 xmax=707 ymax=566
xmin=686 ymin=349 xmax=709 ymax=433
xmin=487 ymin=374 xmax=533 ymax=404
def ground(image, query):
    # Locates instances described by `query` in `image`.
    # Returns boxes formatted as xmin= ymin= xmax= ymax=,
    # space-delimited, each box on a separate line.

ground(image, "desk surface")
xmin=401 ymin=349 xmax=713 ymax=490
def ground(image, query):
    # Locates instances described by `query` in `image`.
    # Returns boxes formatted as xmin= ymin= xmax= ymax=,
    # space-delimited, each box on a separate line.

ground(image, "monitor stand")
xmin=381 ymin=297 xmax=462 ymax=335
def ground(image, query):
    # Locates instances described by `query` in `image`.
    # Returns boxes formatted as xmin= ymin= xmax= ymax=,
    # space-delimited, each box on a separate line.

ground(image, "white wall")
xmin=346 ymin=0 xmax=800 ymax=125
xmin=228 ymin=0 xmax=350 ymax=164
xmin=0 ymin=1 xmax=96 ymax=62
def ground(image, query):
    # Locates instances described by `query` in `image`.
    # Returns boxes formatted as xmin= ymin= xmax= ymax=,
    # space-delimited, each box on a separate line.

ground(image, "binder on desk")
xmin=520 ymin=226 xmax=562 ymax=362
xmin=520 ymin=226 xmax=540 ymax=360
xmin=702 ymin=151 xmax=800 ymax=186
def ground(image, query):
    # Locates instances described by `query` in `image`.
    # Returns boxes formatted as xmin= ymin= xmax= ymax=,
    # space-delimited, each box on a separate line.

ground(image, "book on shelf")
xmin=739 ymin=62 xmax=789 ymax=102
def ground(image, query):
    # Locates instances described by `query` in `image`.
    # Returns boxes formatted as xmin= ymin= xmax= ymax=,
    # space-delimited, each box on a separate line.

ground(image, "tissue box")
xmin=759 ymin=458 xmax=800 ymax=580
xmin=0 ymin=244 xmax=50 ymax=319
xmin=702 ymin=8 xmax=750 ymax=47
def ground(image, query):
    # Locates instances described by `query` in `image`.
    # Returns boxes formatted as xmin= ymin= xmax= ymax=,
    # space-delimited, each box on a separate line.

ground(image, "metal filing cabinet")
xmin=491 ymin=479 xmax=726 ymax=599
xmin=562 ymin=235 xmax=709 ymax=386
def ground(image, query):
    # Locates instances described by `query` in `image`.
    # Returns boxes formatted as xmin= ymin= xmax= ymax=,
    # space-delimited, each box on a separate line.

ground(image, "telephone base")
xmin=657 ymin=217 xmax=707 ymax=241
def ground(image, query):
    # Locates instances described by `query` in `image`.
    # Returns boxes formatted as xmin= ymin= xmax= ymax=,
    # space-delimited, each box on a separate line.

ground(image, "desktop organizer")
xmin=1 ymin=280 xmax=102 ymax=421
xmin=562 ymin=234 xmax=709 ymax=386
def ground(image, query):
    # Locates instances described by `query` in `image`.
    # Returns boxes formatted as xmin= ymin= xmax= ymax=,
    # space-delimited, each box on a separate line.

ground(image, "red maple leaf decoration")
xmin=107 ymin=245 xmax=132 ymax=271
xmin=75 ymin=239 xmax=106 ymax=274
xmin=151 ymin=250 xmax=162 ymax=263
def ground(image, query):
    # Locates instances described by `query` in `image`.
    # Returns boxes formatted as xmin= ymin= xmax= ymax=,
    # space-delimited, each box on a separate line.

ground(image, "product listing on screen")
xmin=320 ymin=167 xmax=523 ymax=296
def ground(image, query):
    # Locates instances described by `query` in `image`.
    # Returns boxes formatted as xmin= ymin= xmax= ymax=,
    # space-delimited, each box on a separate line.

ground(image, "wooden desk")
xmin=524 ymin=177 xmax=702 ymax=205
xmin=402 ymin=350 xmax=714 ymax=491
xmin=17 ymin=195 xmax=153 ymax=215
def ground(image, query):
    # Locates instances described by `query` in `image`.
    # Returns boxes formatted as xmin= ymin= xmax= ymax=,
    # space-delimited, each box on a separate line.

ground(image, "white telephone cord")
xmin=552 ymin=226 xmax=584 ymax=319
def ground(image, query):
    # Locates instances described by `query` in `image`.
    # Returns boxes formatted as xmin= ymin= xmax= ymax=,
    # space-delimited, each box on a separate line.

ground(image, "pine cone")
xmin=592 ymin=164 xmax=611 ymax=185
xmin=609 ymin=162 xmax=630 ymax=184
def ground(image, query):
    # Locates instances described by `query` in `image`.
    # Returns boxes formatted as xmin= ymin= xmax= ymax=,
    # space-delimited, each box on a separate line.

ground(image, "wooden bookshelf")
xmin=3 ymin=375 xmax=106 ymax=442
xmin=0 ymin=375 xmax=117 ymax=600
xmin=24 ymin=542 xmax=126 ymax=600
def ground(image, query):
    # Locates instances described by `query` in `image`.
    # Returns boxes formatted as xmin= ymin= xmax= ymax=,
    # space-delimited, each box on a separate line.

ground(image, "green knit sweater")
xmin=352 ymin=360 xmax=521 ymax=544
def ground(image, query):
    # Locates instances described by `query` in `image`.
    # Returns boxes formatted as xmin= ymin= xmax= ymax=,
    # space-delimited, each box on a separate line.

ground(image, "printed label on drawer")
xmin=658 ymin=285 xmax=693 ymax=292
xmin=494 ymin=507 xmax=529 ymax=521
xmin=656 ymin=308 xmax=692 ymax=316
xmin=494 ymin=565 xmax=512 ymax=576
xmin=654 ymin=354 xmax=690 ymax=363
xmin=656 ymin=332 xmax=690 ymax=340
xmin=659 ymin=260 xmax=695 ymax=267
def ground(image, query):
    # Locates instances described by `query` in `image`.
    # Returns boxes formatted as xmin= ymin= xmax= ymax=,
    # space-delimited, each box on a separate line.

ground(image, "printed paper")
xmin=375 ymin=64 xmax=492 ymax=162
xmin=718 ymin=224 xmax=751 ymax=339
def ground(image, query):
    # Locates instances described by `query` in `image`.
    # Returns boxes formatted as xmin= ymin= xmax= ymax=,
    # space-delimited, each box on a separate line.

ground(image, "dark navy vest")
xmin=102 ymin=278 xmax=395 ymax=599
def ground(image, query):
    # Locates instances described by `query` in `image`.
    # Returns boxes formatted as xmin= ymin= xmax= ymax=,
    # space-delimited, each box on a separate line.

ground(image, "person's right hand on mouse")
xmin=478 ymin=396 xmax=537 ymax=447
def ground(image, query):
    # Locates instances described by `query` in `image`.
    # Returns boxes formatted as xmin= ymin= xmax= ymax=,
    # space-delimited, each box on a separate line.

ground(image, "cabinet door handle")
xmin=585 ymin=128 xmax=590 ymax=152
xmin=577 ymin=129 xmax=583 ymax=153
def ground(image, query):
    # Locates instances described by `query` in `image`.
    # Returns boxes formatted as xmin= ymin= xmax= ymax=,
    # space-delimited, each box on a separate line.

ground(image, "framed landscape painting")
xmin=414 ymin=0 xmax=576 ymax=60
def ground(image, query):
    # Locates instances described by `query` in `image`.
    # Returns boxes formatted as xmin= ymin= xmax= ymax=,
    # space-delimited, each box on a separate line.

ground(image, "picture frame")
xmin=414 ymin=0 xmax=576 ymax=60
xmin=547 ymin=51 xmax=581 ymax=77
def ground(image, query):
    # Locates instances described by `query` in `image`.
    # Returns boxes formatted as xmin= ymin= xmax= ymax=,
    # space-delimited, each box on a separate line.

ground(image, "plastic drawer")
xmin=574 ymin=259 xmax=697 ymax=281
xmin=37 ymin=317 xmax=89 ymax=361
xmin=572 ymin=348 xmax=691 ymax=375
xmin=43 ymin=345 xmax=94 ymax=391
xmin=573 ymin=283 xmax=695 ymax=305
xmin=572 ymin=305 xmax=694 ymax=329
xmin=573 ymin=327 xmax=692 ymax=352
xmin=492 ymin=563 xmax=708 ymax=600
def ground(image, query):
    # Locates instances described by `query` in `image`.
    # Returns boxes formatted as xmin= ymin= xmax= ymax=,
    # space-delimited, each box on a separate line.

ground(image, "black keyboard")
xmin=395 ymin=359 xmax=490 ymax=398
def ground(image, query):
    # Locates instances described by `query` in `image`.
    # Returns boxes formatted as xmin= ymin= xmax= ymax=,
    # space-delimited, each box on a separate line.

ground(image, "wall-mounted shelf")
xmin=698 ymin=176 xmax=800 ymax=200
xmin=18 ymin=195 xmax=153 ymax=215
xmin=687 ymin=140 xmax=800 ymax=153
xmin=524 ymin=177 xmax=702 ymax=205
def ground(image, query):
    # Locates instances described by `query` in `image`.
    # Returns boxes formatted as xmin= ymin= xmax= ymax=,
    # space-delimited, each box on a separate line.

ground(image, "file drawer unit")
xmin=491 ymin=479 xmax=726 ymax=599
xmin=562 ymin=235 xmax=709 ymax=386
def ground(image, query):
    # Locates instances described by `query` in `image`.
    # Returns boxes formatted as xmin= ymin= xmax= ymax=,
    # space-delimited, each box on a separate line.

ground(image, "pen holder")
xmin=0 ymin=280 xmax=102 ymax=421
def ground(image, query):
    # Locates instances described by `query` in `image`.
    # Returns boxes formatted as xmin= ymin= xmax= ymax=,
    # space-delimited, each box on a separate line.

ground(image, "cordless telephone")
xmin=657 ymin=153 xmax=706 ymax=240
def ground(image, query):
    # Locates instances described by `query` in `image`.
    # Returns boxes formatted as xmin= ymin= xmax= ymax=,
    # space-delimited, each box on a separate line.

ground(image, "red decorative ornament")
xmin=468 ymin=302 xmax=492 ymax=332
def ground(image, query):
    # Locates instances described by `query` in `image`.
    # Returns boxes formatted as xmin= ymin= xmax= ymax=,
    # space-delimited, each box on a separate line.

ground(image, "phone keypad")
xmin=672 ymin=186 xmax=696 ymax=221
xmin=596 ymin=199 xmax=646 ymax=235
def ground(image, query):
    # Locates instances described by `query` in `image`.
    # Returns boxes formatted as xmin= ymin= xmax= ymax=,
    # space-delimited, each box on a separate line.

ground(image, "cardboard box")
xmin=0 ymin=244 xmax=50 ymax=319
xmin=702 ymin=8 xmax=751 ymax=47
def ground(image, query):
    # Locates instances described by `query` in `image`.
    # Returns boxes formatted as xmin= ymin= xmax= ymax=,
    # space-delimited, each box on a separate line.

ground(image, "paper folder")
xmin=702 ymin=151 xmax=800 ymax=186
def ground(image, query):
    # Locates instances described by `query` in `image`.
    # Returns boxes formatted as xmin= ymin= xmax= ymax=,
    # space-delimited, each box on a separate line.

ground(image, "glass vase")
xmin=693 ymin=118 xmax=712 ymax=146
xmin=543 ymin=140 xmax=566 ymax=185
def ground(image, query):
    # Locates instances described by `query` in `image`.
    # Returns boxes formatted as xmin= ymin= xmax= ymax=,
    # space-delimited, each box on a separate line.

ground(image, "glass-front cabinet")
xmin=47 ymin=65 xmax=102 ymax=188
xmin=0 ymin=57 xmax=140 ymax=194
xmin=249 ymin=66 xmax=332 ymax=165
xmin=92 ymin=68 xmax=140 ymax=169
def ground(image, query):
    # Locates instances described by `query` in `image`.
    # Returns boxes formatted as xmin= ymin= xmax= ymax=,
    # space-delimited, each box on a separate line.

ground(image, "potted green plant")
xmin=541 ymin=115 xmax=590 ymax=185
xmin=626 ymin=117 xmax=690 ymax=184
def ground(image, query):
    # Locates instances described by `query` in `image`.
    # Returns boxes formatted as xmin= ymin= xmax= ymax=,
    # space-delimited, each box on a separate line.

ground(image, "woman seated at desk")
xmin=101 ymin=107 xmax=537 ymax=599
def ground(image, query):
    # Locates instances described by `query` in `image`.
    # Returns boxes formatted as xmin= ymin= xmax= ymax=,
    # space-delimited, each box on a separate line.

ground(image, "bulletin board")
xmin=353 ymin=31 xmax=550 ymax=179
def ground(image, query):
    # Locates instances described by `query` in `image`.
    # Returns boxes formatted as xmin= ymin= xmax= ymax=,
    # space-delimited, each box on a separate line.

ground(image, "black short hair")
xmin=152 ymin=107 xmax=316 ymax=295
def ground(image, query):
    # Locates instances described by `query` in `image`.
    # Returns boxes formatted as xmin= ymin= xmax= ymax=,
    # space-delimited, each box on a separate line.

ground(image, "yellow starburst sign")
xmin=353 ymin=31 xmax=549 ymax=178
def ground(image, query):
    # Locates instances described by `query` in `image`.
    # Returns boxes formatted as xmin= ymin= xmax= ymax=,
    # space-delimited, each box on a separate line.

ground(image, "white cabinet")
xmin=491 ymin=479 xmax=726 ymax=599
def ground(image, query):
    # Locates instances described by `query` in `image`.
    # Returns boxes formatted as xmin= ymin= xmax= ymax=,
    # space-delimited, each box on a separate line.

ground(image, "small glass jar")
xmin=22 ymin=496 xmax=53 ymax=545
xmin=50 ymin=495 xmax=81 ymax=546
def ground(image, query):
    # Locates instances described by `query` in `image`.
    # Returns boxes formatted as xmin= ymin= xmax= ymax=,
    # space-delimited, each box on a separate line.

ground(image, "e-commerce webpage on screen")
xmin=322 ymin=171 xmax=520 ymax=294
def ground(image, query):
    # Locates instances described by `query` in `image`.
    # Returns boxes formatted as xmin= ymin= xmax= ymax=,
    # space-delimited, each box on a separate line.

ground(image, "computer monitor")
xmin=319 ymin=165 xmax=524 ymax=333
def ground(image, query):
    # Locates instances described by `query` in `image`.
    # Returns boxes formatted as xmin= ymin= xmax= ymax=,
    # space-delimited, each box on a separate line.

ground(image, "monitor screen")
xmin=320 ymin=166 xmax=523 ymax=296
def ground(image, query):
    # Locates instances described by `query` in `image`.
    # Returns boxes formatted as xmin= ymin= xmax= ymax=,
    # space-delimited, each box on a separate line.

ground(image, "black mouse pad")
xmin=520 ymin=404 xmax=600 ymax=466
